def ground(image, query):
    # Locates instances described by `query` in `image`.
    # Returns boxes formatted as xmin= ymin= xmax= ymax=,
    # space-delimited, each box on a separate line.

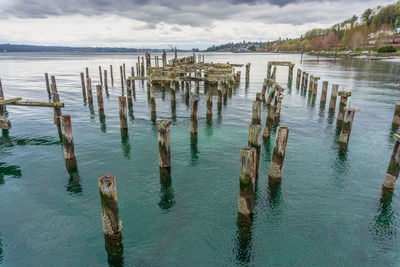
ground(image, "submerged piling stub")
xmin=60 ymin=115 xmax=76 ymax=160
xmin=392 ymin=100 xmax=400 ymax=126
xmin=339 ymin=107 xmax=359 ymax=148
xmin=268 ymin=126 xmax=290 ymax=181
xmin=238 ymin=146 xmax=257 ymax=218
xmin=98 ymin=173 xmax=123 ymax=256
xmin=157 ymin=119 xmax=172 ymax=178
xmin=329 ymin=84 xmax=339 ymax=110
xmin=337 ymin=91 xmax=351 ymax=123
xmin=382 ymin=133 xmax=400 ymax=191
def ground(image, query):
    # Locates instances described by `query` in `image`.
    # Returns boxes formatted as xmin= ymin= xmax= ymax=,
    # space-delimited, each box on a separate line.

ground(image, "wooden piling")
xmin=268 ymin=126 xmax=290 ymax=181
xmin=190 ymin=98 xmax=199 ymax=139
xmin=85 ymin=67 xmax=89 ymax=80
xmin=339 ymin=107 xmax=359 ymax=147
xmin=157 ymin=119 xmax=171 ymax=178
xmin=119 ymin=66 xmax=124 ymax=90
xmin=118 ymin=96 xmax=128 ymax=131
xmin=263 ymin=106 xmax=275 ymax=141
xmin=104 ymin=70 xmax=109 ymax=96
xmin=266 ymin=84 xmax=277 ymax=105
xmin=60 ymin=115 xmax=76 ymax=160
xmin=382 ymin=133 xmax=400 ymax=191
xmin=123 ymin=63 xmax=126 ymax=84
xmin=274 ymin=94 xmax=283 ymax=122
xmin=0 ymin=79 xmax=4 ymax=116
xmin=312 ymin=78 xmax=319 ymax=96
xmin=150 ymin=84 xmax=157 ymax=122
xmin=320 ymin=81 xmax=328 ymax=104
xmin=296 ymin=69 xmax=301 ymax=88
xmin=96 ymin=85 xmax=104 ymax=112
xmin=337 ymin=91 xmax=351 ymax=123
xmin=248 ymin=124 xmax=262 ymax=176
xmin=329 ymin=84 xmax=339 ymax=110
xmin=110 ymin=65 xmax=114 ymax=86
xmin=50 ymin=76 xmax=62 ymax=124
xmin=98 ymin=173 xmax=122 ymax=247
xmin=206 ymin=91 xmax=213 ymax=119
xmin=45 ymin=73 xmax=51 ymax=96
xmin=99 ymin=66 xmax=103 ymax=87
xmin=251 ymin=101 xmax=261 ymax=125
xmin=308 ymin=75 xmax=314 ymax=93
xmin=261 ymin=78 xmax=267 ymax=99
xmin=288 ymin=65 xmax=294 ymax=83
xmin=80 ymin=72 xmax=86 ymax=100
xmin=86 ymin=78 xmax=93 ymax=105
xmin=245 ymin=63 xmax=251 ymax=81
xmin=238 ymin=147 xmax=256 ymax=217
xmin=392 ymin=100 xmax=400 ymax=126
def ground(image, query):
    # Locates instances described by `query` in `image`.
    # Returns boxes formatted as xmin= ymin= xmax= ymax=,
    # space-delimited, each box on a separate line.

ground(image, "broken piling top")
xmin=393 ymin=132 xmax=400 ymax=142
xmin=267 ymin=61 xmax=295 ymax=67
xmin=157 ymin=119 xmax=171 ymax=133
xmin=344 ymin=107 xmax=360 ymax=112
xmin=338 ymin=91 xmax=352 ymax=97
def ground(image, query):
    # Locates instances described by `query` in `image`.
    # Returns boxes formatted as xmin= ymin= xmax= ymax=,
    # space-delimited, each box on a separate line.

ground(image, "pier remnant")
xmin=339 ymin=107 xmax=359 ymax=148
xmin=60 ymin=115 xmax=76 ymax=160
xmin=320 ymin=81 xmax=328 ymax=104
xmin=238 ymin=147 xmax=256 ymax=218
xmin=190 ymin=98 xmax=199 ymax=140
xmin=158 ymin=119 xmax=171 ymax=178
xmin=337 ymin=91 xmax=351 ymax=123
xmin=329 ymin=84 xmax=339 ymax=111
xmin=118 ymin=96 xmax=128 ymax=133
xmin=382 ymin=133 xmax=400 ymax=192
xmin=392 ymin=100 xmax=400 ymax=126
xmin=268 ymin=126 xmax=290 ymax=181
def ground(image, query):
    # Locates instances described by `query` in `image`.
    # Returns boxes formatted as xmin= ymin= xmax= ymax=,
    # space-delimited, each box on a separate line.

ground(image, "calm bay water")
xmin=0 ymin=52 xmax=400 ymax=266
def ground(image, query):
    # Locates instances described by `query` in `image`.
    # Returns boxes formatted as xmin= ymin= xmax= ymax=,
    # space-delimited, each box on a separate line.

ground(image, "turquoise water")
xmin=0 ymin=52 xmax=399 ymax=266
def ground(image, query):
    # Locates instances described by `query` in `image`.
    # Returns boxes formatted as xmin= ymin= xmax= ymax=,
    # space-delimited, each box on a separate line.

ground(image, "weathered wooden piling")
xmin=339 ymin=107 xmax=359 ymax=147
xmin=45 ymin=73 xmax=51 ymax=96
xmin=123 ymin=63 xmax=126 ymax=83
xmin=98 ymin=173 xmax=123 ymax=253
xmin=104 ymin=70 xmax=109 ymax=96
xmin=119 ymin=66 xmax=124 ymax=90
xmin=86 ymin=78 xmax=93 ymax=105
xmin=110 ymin=65 xmax=114 ymax=86
xmin=256 ymin=92 xmax=262 ymax=102
xmin=60 ymin=115 xmax=76 ymax=160
xmin=271 ymin=66 xmax=277 ymax=81
xmin=266 ymin=84 xmax=277 ymax=105
xmin=382 ymin=133 xmax=400 ymax=191
xmin=190 ymin=98 xmax=199 ymax=139
xmin=50 ymin=76 xmax=62 ymax=124
xmin=308 ymin=75 xmax=314 ymax=93
xmin=141 ymin=57 xmax=145 ymax=77
xmin=304 ymin=73 xmax=309 ymax=91
xmin=248 ymin=124 xmax=262 ymax=176
xmin=150 ymin=84 xmax=157 ymax=122
xmin=268 ymin=126 xmax=290 ymax=181
xmin=0 ymin=79 xmax=4 ymax=116
xmin=392 ymin=100 xmax=400 ymax=126
xmin=312 ymin=77 xmax=319 ymax=96
xmin=251 ymin=100 xmax=261 ymax=125
xmin=206 ymin=91 xmax=213 ymax=120
xmin=118 ymin=96 xmax=128 ymax=132
xmin=300 ymin=72 xmax=305 ymax=89
xmin=329 ymin=84 xmax=339 ymax=110
xmin=320 ymin=81 xmax=328 ymax=104
xmin=158 ymin=119 xmax=171 ymax=178
xmin=99 ymin=66 xmax=103 ymax=87
xmin=130 ymin=67 xmax=135 ymax=91
xmin=85 ymin=67 xmax=89 ymax=80
xmin=217 ymin=86 xmax=222 ymax=113
xmin=96 ymin=85 xmax=104 ymax=111
xmin=296 ymin=69 xmax=301 ymax=88
xmin=261 ymin=78 xmax=268 ymax=99
xmin=263 ymin=106 xmax=276 ymax=141
xmin=337 ymin=91 xmax=351 ymax=123
xmin=245 ymin=63 xmax=251 ymax=81
xmin=80 ymin=72 xmax=86 ymax=100
xmin=274 ymin=94 xmax=283 ymax=122
xmin=238 ymin=146 xmax=256 ymax=217
xmin=288 ymin=65 xmax=294 ymax=83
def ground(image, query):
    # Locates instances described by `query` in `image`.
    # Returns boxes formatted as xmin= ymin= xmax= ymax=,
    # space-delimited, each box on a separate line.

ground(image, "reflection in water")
xmin=65 ymin=158 xmax=82 ymax=194
xmin=372 ymin=191 xmax=396 ymax=252
xmin=120 ymin=129 xmax=131 ymax=159
xmin=0 ymin=162 xmax=22 ymax=184
xmin=318 ymin=103 xmax=325 ymax=119
xmin=268 ymin=178 xmax=282 ymax=208
xmin=99 ymin=111 xmax=107 ymax=133
xmin=327 ymin=109 xmax=335 ymax=125
xmin=171 ymin=102 xmax=176 ymax=122
xmin=0 ymin=135 xmax=61 ymax=147
xmin=206 ymin=119 xmax=213 ymax=136
xmin=0 ymin=233 xmax=3 ymax=264
xmin=158 ymin=176 xmax=175 ymax=210
xmin=236 ymin=213 xmax=253 ymax=264
xmin=89 ymin=103 xmax=95 ymax=119
xmin=128 ymin=101 xmax=134 ymax=121
xmin=104 ymin=235 xmax=124 ymax=267
xmin=190 ymin=136 xmax=199 ymax=163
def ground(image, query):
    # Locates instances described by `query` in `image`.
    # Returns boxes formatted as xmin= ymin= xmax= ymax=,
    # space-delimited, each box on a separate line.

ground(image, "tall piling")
xmin=158 ymin=119 xmax=172 ymax=179
xmin=99 ymin=66 xmax=103 ymax=87
xmin=266 ymin=84 xmax=277 ymax=105
xmin=86 ymin=78 xmax=93 ymax=105
xmin=190 ymin=98 xmax=199 ymax=140
xmin=118 ymin=96 xmax=128 ymax=134
xmin=296 ymin=69 xmax=301 ymax=88
xmin=382 ymin=133 xmax=400 ymax=192
xmin=288 ymin=65 xmax=294 ymax=84
xmin=104 ymin=70 xmax=109 ymax=96
xmin=312 ymin=77 xmax=319 ymax=97
xmin=329 ymin=84 xmax=339 ymax=111
xmin=206 ymin=91 xmax=213 ymax=121
xmin=120 ymin=66 xmax=124 ymax=91
xmin=110 ymin=65 xmax=114 ymax=86
xmin=251 ymin=100 xmax=261 ymax=125
xmin=339 ymin=107 xmax=359 ymax=148
xmin=80 ymin=72 xmax=86 ymax=101
xmin=60 ymin=115 xmax=76 ymax=161
xmin=238 ymin=147 xmax=256 ymax=218
xmin=50 ymin=76 xmax=62 ymax=124
xmin=268 ymin=126 xmax=290 ymax=181
xmin=45 ymin=73 xmax=51 ymax=97
xmin=98 ymin=173 xmax=123 ymax=266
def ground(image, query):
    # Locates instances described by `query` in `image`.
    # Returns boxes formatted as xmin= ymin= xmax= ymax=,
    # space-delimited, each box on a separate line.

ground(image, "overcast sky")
xmin=0 ymin=0 xmax=395 ymax=49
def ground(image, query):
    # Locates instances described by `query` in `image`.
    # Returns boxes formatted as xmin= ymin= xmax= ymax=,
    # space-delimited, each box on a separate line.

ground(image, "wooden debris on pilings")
xmin=0 ymin=98 xmax=64 ymax=107
xmin=267 ymin=61 xmax=295 ymax=82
